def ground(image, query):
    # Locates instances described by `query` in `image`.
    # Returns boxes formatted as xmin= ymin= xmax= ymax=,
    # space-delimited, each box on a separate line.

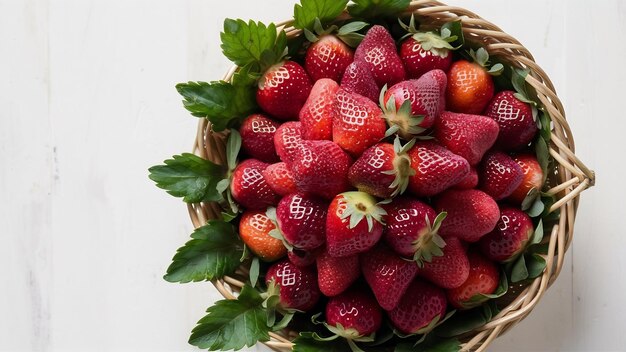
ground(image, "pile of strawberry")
xmin=150 ymin=1 xmax=556 ymax=351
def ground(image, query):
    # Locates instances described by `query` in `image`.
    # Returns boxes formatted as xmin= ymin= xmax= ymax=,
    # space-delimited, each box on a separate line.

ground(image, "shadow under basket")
xmin=185 ymin=1 xmax=595 ymax=351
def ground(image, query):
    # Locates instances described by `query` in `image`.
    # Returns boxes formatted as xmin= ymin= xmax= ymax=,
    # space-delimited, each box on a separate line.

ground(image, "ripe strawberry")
xmin=317 ymin=249 xmax=360 ymax=296
xmin=239 ymin=114 xmax=280 ymax=163
xmin=434 ymin=111 xmax=499 ymax=166
xmin=354 ymin=25 xmax=406 ymax=88
xmin=484 ymin=90 xmax=538 ymax=151
xmin=333 ymin=88 xmax=386 ymax=156
xmin=361 ymin=244 xmax=418 ymax=310
xmin=325 ymin=287 xmax=383 ymax=339
xmin=275 ymin=193 xmax=327 ymax=250
xmin=340 ymin=60 xmax=379 ymax=103
xmin=291 ymin=140 xmax=351 ymax=199
xmin=388 ymin=279 xmax=447 ymax=334
xmin=287 ymin=247 xmax=321 ymax=267
xmin=447 ymin=251 xmax=500 ymax=309
xmin=299 ymin=78 xmax=339 ymax=141
xmin=479 ymin=207 xmax=534 ymax=262
xmin=231 ymin=159 xmax=279 ymax=209
xmin=239 ymin=210 xmax=287 ymax=261
xmin=261 ymin=162 xmax=297 ymax=196
xmin=407 ymin=141 xmax=470 ymax=197
xmin=419 ymin=237 xmax=470 ymax=289
xmin=326 ymin=192 xmax=387 ymax=257
xmin=305 ymin=35 xmax=354 ymax=82
xmin=265 ymin=259 xmax=321 ymax=312
xmin=257 ymin=60 xmax=313 ymax=120
xmin=434 ymin=189 xmax=500 ymax=242
xmin=453 ymin=166 xmax=478 ymax=189
xmin=274 ymin=121 xmax=303 ymax=165
xmin=381 ymin=69 xmax=447 ymax=137
xmin=399 ymin=20 xmax=454 ymax=79
xmin=446 ymin=48 xmax=501 ymax=114
xmin=348 ymin=137 xmax=415 ymax=198
xmin=508 ymin=154 xmax=544 ymax=204
xmin=479 ymin=151 xmax=524 ymax=200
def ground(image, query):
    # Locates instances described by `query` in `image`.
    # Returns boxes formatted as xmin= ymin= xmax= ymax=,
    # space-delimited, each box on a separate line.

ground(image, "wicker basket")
xmin=186 ymin=1 xmax=595 ymax=350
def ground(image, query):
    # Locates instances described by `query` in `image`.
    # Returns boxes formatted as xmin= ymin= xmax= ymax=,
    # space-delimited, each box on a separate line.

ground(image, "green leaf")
xmin=414 ymin=338 xmax=461 ymax=352
xmin=539 ymin=110 xmax=552 ymax=141
xmin=293 ymin=0 xmax=348 ymax=30
xmin=434 ymin=304 xmax=494 ymax=338
xmin=511 ymin=68 xmax=530 ymax=98
xmin=531 ymin=219 xmax=544 ymax=245
xmin=189 ymin=285 xmax=270 ymax=350
xmin=220 ymin=19 xmax=286 ymax=67
xmin=176 ymin=81 xmax=257 ymax=131
xmin=527 ymin=254 xmax=547 ymax=279
xmin=527 ymin=197 xmax=545 ymax=218
xmin=149 ymin=153 xmax=227 ymax=203
xmin=440 ymin=20 xmax=464 ymax=49
xmin=249 ymin=256 xmax=260 ymax=287
xmin=510 ymin=253 xmax=529 ymax=283
xmin=163 ymin=221 xmax=244 ymax=283
xmin=521 ymin=188 xmax=540 ymax=211
xmin=292 ymin=332 xmax=350 ymax=352
xmin=226 ymin=129 xmax=242 ymax=171
xmin=348 ymin=0 xmax=411 ymax=18
xmin=535 ymin=136 xmax=550 ymax=182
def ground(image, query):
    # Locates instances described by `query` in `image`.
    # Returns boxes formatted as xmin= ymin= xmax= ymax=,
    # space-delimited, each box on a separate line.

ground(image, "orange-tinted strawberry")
xmin=257 ymin=60 xmax=312 ymax=120
xmin=317 ymin=249 xmax=360 ymax=297
xmin=407 ymin=141 xmax=470 ymax=197
xmin=354 ymin=25 xmax=406 ymax=88
xmin=333 ymin=88 xmax=386 ymax=156
xmin=265 ymin=259 xmax=321 ymax=312
xmin=274 ymin=121 xmax=303 ymax=165
xmin=479 ymin=207 xmax=534 ymax=262
xmin=305 ymin=35 xmax=354 ymax=82
xmin=239 ymin=114 xmax=280 ymax=163
xmin=508 ymin=154 xmax=544 ymax=203
xmin=447 ymin=251 xmax=500 ymax=309
xmin=239 ymin=210 xmax=287 ymax=261
xmin=453 ymin=166 xmax=478 ymax=189
xmin=419 ymin=237 xmax=470 ymax=289
xmin=484 ymin=90 xmax=538 ymax=151
xmin=434 ymin=111 xmax=499 ymax=166
xmin=299 ymin=78 xmax=339 ymax=141
xmin=340 ymin=60 xmax=379 ymax=103
xmin=262 ymin=162 xmax=297 ymax=197
xmin=435 ymin=189 xmax=500 ymax=242
xmin=479 ymin=151 xmax=524 ymax=200
xmin=388 ymin=279 xmax=447 ymax=334
xmin=325 ymin=286 xmax=383 ymax=339
xmin=275 ymin=193 xmax=328 ymax=250
xmin=230 ymin=159 xmax=279 ymax=209
xmin=291 ymin=140 xmax=351 ymax=200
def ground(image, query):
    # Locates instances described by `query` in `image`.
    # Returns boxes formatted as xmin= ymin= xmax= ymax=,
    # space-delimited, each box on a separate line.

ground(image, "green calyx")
xmin=382 ymin=136 xmax=416 ymax=197
xmin=412 ymin=212 xmax=447 ymax=268
xmin=261 ymin=279 xmax=298 ymax=329
xmin=339 ymin=191 xmax=387 ymax=231
xmin=265 ymin=207 xmax=294 ymax=251
xmin=469 ymin=47 xmax=504 ymax=76
xmin=304 ymin=17 xmax=368 ymax=48
xmin=398 ymin=15 xmax=456 ymax=58
xmin=379 ymin=85 xmax=427 ymax=139
xmin=311 ymin=313 xmax=375 ymax=352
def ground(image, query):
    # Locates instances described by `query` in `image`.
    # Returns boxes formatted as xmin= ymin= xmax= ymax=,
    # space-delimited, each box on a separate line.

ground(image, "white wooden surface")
xmin=0 ymin=0 xmax=622 ymax=351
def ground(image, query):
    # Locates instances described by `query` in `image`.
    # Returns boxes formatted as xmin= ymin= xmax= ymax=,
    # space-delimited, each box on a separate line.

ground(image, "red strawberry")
xmin=447 ymin=251 xmax=500 ymax=309
xmin=479 ymin=207 xmax=534 ymax=262
xmin=434 ymin=111 xmax=499 ymax=166
xmin=381 ymin=69 xmax=447 ymax=137
xmin=305 ymin=35 xmax=354 ymax=82
xmin=325 ymin=287 xmax=383 ymax=339
xmin=265 ymin=259 xmax=321 ymax=312
xmin=479 ymin=151 xmax=524 ymax=200
xmin=453 ymin=167 xmax=478 ymax=189
xmin=288 ymin=247 xmax=320 ymax=267
xmin=317 ymin=249 xmax=360 ymax=296
xmin=275 ymin=193 xmax=327 ymax=250
xmin=434 ymin=189 xmax=500 ymax=242
xmin=239 ymin=210 xmax=287 ymax=262
xmin=388 ymin=279 xmax=447 ymax=334
xmin=508 ymin=154 xmax=544 ymax=204
xmin=274 ymin=121 xmax=303 ymax=165
xmin=348 ymin=137 xmax=415 ymax=198
xmin=262 ymin=162 xmax=297 ymax=197
xmin=484 ymin=90 xmax=538 ymax=151
xmin=399 ymin=17 xmax=454 ymax=79
xmin=326 ymin=192 xmax=386 ymax=257
xmin=361 ymin=244 xmax=418 ymax=310
xmin=340 ymin=60 xmax=379 ymax=103
xmin=231 ymin=159 xmax=279 ymax=209
xmin=257 ymin=60 xmax=313 ymax=120
xmin=291 ymin=140 xmax=351 ymax=199
xmin=354 ymin=25 xmax=406 ymax=88
xmin=239 ymin=114 xmax=280 ymax=163
xmin=419 ymin=237 xmax=470 ymax=289
xmin=333 ymin=88 xmax=386 ymax=156
xmin=407 ymin=141 xmax=470 ymax=197
xmin=299 ymin=78 xmax=339 ymax=141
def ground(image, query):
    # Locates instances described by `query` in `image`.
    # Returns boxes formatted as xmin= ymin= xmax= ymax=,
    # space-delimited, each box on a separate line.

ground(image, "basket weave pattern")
xmin=186 ymin=1 xmax=595 ymax=350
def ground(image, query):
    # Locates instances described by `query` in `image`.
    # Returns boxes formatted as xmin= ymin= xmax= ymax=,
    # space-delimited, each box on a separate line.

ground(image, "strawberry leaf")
xmin=163 ymin=220 xmax=244 ymax=283
xmin=526 ymin=254 xmax=547 ymax=279
xmin=292 ymin=332 xmax=350 ymax=352
xmin=398 ymin=338 xmax=461 ymax=352
xmin=434 ymin=302 xmax=497 ymax=338
xmin=149 ymin=153 xmax=227 ymax=203
xmin=249 ymin=256 xmax=260 ymax=287
xmin=189 ymin=284 xmax=270 ymax=350
xmin=293 ymin=0 xmax=349 ymax=30
xmin=530 ymin=219 xmax=544 ymax=245
xmin=348 ymin=0 xmax=411 ymax=18
xmin=440 ymin=21 xmax=464 ymax=49
xmin=220 ymin=19 xmax=286 ymax=68
xmin=510 ymin=253 xmax=529 ymax=283
xmin=535 ymin=135 xmax=550 ymax=183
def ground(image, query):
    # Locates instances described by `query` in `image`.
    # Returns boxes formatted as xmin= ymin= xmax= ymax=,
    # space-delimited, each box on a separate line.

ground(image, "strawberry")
xmin=239 ymin=114 xmax=280 ymax=163
xmin=479 ymin=207 xmax=534 ymax=262
xmin=508 ymin=153 xmax=544 ymax=204
xmin=275 ymin=193 xmax=327 ymax=250
xmin=231 ymin=159 xmax=279 ymax=209
xmin=287 ymin=247 xmax=321 ymax=267
xmin=388 ymin=279 xmax=447 ymax=335
xmin=256 ymin=60 xmax=313 ymax=120
xmin=446 ymin=48 xmax=502 ymax=114
xmin=434 ymin=111 xmax=499 ymax=166
xmin=398 ymin=16 xmax=454 ymax=79
xmin=261 ymin=162 xmax=297 ymax=197
xmin=434 ymin=189 xmax=500 ymax=242
xmin=380 ymin=69 xmax=447 ymax=138
xmin=239 ymin=210 xmax=287 ymax=261
xmin=305 ymin=35 xmax=354 ymax=82
xmin=274 ymin=121 xmax=303 ymax=165
xmin=348 ymin=137 xmax=415 ymax=198
xmin=484 ymin=90 xmax=538 ymax=151
xmin=326 ymin=192 xmax=387 ymax=257
xmin=291 ymin=140 xmax=351 ymax=199
xmin=265 ymin=259 xmax=321 ymax=312
xmin=419 ymin=237 xmax=470 ymax=289
xmin=479 ymin=151 xmax=524 ymax=200
xmin=407 ymin=141 xmax=470 ymax=197
xmin=325 ymin=287 xmax=383 ymax=340
xmin=354 ymin=25 xmax=406 ymax=88
xmin=333 ymin=88 xmax=386 ymax=156
xmin=299 ymin=78 xmax=339 ymax=141
xmin=340 ymin=60 xmax=379 ymax=103
xmin=317 ymin=249 xmax=360 ymax=296
xmin=447 ymin=251 xmax=500 ymax=309
xmin=453 ymin=166 xmax=478 ymax=189
xmin=361 ymin=244 xmax=418 ymax=310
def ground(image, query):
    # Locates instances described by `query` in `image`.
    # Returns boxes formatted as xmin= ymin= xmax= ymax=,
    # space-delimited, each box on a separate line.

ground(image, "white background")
xmin=0 ymin=0 xmax=622 ymax=351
